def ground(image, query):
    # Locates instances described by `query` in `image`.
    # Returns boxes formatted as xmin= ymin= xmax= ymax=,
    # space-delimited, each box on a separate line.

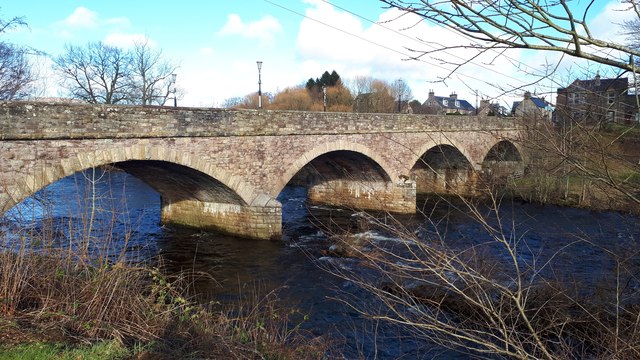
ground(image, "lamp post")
xmin=397 ymin=79 xmax=403 ymax=113
xmin=170 ymin=73 xmax=177 ymax=107
xmin=256 ymin=61 xmax=263 ymax=109
xmin=323 ymin=85 xmax=327 ymax=112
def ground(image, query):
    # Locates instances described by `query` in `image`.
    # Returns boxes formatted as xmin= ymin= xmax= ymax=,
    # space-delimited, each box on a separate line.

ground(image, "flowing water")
xmin=2 ymin=168 xmax=640 ymax=359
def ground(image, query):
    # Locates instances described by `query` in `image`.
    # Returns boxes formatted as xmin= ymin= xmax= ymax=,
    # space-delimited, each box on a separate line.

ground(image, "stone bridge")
xmin=0 ymin=102 xmax=526 ymax=240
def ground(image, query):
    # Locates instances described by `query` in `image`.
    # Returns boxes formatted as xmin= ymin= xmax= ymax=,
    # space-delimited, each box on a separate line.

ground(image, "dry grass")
xmin=0 ymin=169 xmax=329 ymax=359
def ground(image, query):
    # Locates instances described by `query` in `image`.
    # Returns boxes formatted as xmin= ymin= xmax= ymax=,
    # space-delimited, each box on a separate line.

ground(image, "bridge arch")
xmin=481 ymin=139 xmax=526 ymax=179
xmin=273 ymin=141 xmax=414 ymax=213
xmin=410 ymin=141 xmax=478 ymax=196
xmin=6 ymin=144 xmax=272 ymax=214
xmin=483 ymin=139 xmax=524 ymax=163
xmin=274 ymin=141 xmax=395 ymax=196
xmin=409 ymin=138 xmax=475 ymax=172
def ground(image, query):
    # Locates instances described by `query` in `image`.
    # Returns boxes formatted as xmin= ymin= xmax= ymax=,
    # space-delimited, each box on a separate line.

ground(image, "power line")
xmin=318 ymin=0 xmax=546 ymax=85
xmin=264 ymin=0 xmax=636 ymax=111
xmin=262 ymin=0 xmax=519 ymax=97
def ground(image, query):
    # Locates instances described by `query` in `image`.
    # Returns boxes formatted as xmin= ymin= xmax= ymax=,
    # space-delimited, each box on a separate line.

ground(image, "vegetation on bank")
xmin=322 ymin=190 xmax=640 ymax=360
xmin=0 ymin=224 xmax=329 ymax=359
xmin=493 ymin=121 xmax=640 ymax=214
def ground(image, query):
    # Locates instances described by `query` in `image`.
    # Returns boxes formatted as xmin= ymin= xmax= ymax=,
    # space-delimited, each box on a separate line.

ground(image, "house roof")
xmin=559 ymin=77 xmax=629 ymax=94
xmin=429 ymin=96 xmax=475 ymax=112
xmin=530 ymin=97 xmax=549 ymax=108
xmin=512 ymin=97 xmax=549 ymax=113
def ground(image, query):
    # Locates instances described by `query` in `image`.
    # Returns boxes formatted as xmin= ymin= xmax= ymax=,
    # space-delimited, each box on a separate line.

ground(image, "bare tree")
xmin=129 ymin=39 xmax=179 ymax=106
xmin=347 ymin=75 xmax=374 ymax=98
xmin=380 ymin=0 xmax=640 ymax=74
xmin=0 ymin=14 xmax=35 ymax=100
xmin=54 ymin=42 xmax=131 ymax=104
xmin=54 ymin=41 xmax=180 ymax=106
xmin=621 ymin=5 xmax=640 ymax=51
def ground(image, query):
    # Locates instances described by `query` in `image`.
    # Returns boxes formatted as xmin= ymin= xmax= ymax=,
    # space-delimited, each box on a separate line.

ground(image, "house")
xmin=422 ymin=90 xmax=475 ymax=115
xmin=477 ymin=99 xmax=509 ymax=117
xmin=511 ymin=91 xmax=553 ymax=121
xmin=555 ymin=74 xmax=639 ymax=123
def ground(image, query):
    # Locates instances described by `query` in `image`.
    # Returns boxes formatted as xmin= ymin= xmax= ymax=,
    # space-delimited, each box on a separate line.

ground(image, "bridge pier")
xmin=482 ymin=160 xmax=525 ymax=180
xmin=308 ymin=180 xmax=416 ymax=213
xmin=412 ymin=168 xmax=483 ymax=196
xmin=161 ymin=199 xmax=282 ymax=240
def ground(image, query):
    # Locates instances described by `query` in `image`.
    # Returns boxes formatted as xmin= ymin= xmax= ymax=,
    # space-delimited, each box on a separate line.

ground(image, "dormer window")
xmin=442 ymin=99 xmax=448 ymax=106
xmin=455 ymin=100 xmax=460 ymax=107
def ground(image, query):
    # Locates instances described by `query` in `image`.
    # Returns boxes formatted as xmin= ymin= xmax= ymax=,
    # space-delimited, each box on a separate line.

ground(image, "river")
xmin=2 ymin=168 xmax=640 ymax=359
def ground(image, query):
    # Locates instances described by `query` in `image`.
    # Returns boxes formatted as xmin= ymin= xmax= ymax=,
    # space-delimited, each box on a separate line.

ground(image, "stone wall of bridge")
xmin=0 ymin=101 xmax=526 ymax=239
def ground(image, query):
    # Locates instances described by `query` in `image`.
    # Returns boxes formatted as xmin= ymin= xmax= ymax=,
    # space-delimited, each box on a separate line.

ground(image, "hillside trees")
xmin=249 ymin=70 xmax=352 ymax=111
xmin=270 ymin=86 xmax=313 ymax=110
xmin=54 ymin=40 xmax=178 ymax=105
xmin=0 ymin=13 xmax=36 ymax=100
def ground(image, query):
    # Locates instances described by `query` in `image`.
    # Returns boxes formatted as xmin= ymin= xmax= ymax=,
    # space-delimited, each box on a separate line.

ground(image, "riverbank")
xmin=499 ymin=174 xmax=640 ymax=215
xmin=0 ymin=242 xmax=329 ymax=359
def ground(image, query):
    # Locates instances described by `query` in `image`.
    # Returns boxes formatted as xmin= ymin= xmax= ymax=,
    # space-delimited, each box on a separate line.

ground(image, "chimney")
xmin=524 ymin=91 xmax=531 ymax=99
xmin=595 ymin=72 xmax=601 ymax=87
xmin=450 ymin=92 xmax=457 ymax=100
xmin=428 ymin=89 xmax=435 ymax=99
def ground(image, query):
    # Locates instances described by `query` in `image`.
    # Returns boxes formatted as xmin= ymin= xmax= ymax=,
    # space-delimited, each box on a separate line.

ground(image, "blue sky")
xmin=1 ymin=0 xmax=631 ymax=107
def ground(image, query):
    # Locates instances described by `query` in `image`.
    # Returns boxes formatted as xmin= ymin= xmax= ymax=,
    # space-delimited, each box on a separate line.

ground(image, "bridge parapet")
xmin=0 ymin=101 xmax=522 ymax=140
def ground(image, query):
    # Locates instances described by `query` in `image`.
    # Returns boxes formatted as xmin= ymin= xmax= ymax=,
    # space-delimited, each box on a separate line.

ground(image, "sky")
xmin=1 ymin=0 xmax=634 ymax=108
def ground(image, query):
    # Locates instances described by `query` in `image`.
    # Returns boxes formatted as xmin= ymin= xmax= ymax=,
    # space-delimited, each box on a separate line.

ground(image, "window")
xmin=455 ymin=100 xmax=460 ymax=107
xmin=569 ymin=93 xmax=576 ymax=104
xmin=606 ymin=111 xmax=615 ymax=122
xmin=607 ymin=92 xmax=615 ymax=105
xmin=442 ymin=99 xmax=448 ymax=106
xmin=577 ymin=93 xmax=586 ymax=104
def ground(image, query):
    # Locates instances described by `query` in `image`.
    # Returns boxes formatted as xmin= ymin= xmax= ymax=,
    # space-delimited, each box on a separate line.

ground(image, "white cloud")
xmin=104 ymin=33 xmax=155 ymax=48
xmin=104 ymin=17 xmax=132 ymax=28
xmin=591 ymin=1 xmax=635 ymax=43
xmin=55 ymin=7 xmax=133 ymax=40
xmin=294 ymin=1 xmax=530 ymax=104
xmin=200 ymin=47 xmax=215 ymax=56
xmin=217 ymin=14 xmax=282 ymax=47
xmin=60 ymin=7 xmax=99 ymax=28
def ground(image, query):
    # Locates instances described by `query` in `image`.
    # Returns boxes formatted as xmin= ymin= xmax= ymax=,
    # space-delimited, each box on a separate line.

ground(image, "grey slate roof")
xmin=512 ymin=96 xmax=551 ymax=114
xmin=432 ymin=96 xmax=475 ymax=112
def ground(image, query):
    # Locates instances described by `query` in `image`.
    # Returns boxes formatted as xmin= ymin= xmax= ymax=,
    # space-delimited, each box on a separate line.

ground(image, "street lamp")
xmin=170 ymin=73 xmax=177 ymax=107
xmin=397 ymin=79 xmax=403 ymax=113
xmin=323 ymin=85 xmax=327 ymax=112
xmin=256 ymin=61 xmax=263 ymax=109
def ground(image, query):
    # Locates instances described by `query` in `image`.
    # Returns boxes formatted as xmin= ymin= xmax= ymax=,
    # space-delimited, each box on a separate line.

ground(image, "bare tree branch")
xmin=380 ymin=0 xmax=640 ymax=73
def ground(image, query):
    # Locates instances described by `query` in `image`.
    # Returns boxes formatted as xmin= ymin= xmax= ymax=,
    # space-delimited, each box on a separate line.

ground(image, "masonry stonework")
xmin=0 ymin=101 xmax=525 ymax=239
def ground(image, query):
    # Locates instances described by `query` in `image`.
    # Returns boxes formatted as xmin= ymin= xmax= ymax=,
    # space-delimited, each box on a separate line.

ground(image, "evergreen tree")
xmin=305 ymin=78 xmax=316 ymax=91
xmin=329 ymin=70 xmax=340 ymax=86
xmin=319 ymin=71 xmax=332 ymax=87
